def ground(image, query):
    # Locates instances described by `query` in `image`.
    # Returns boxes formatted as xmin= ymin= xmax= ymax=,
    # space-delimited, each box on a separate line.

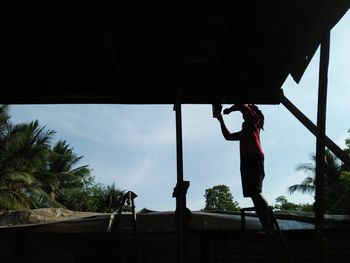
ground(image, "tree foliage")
xmin=0 ymin=105 xmax=125 ymax=212
xmin=289 ymin=130 xmax=350 ymax=214
xmin=204 ymin=184 xmax=240 ymax=211
xmin=0 ymin=106 xmax=61 ymax=209
xmin=274 ymin=195 xmax=313 ymax=212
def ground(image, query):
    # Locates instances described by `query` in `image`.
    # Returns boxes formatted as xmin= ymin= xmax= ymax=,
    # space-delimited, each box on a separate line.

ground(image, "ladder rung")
xmin=240 ymin=207 xmax=256 ymax=212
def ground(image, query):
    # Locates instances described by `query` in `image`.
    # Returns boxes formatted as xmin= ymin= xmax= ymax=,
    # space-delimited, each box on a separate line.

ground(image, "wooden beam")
xmin=281 ymin=95 xmax=350 ymax=168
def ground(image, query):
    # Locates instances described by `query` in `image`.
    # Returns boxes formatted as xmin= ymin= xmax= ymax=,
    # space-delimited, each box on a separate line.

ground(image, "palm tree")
xmin=0 ymin=105 xmax=10 ymax=135
xmin=0 ymin=116 xmax=62 ymax=210
xmin=0 ymin=105 xmax=123 ymax=212
xmin=289 ymin=149 xmax=349 ymax=213
xmin=95 ymin=183 xmax=126 ymax=213
xmin=39 ymin=140 xmax=92 ymax=206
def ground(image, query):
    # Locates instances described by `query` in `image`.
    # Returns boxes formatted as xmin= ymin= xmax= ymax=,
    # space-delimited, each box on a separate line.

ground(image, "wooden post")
xmin=315 ymin=31 xmax=330 ymax=262
xmin=173 ymin=103 xmax=191 ymax=263
xmin=175 ymin=103 xmax=184 ymax=183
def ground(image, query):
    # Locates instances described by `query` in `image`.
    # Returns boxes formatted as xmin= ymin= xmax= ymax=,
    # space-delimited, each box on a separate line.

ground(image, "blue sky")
xmin=9 ymin=11 xmax=350 ymax=212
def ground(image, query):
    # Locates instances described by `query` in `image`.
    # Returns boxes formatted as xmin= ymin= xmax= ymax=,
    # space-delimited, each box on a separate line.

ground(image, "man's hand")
xmin=223 ymin=108 xmax=231 ymax=115
xmin=224 ymin=104 xmax=241 ymax=115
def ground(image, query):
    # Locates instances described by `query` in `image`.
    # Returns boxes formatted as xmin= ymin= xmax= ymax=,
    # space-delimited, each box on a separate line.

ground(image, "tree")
xmin=0 ymin=106 xmax=94 ymax=211
xmin=274 ymin=195 xmax=313 ymax=212
xmin=289 ymin=150 xmax=342 ymax=194
xmin=36 ymin=139 xmax=122 ymax=212
xmin=289 ymin=132 xmax=350 ymax=214
xmin=204 ymin=184 xmax=240 ymax=211
xmin=38 ymin=140 xmax=93 ymax=203
xmin=94 ymin=183 xmax=126 ymax=213
xmin=343 ymin=129 xmax=350 ymax=159
xmin=0 ymin=116 xmax=61 ymax=209
xmin=0 ymin=105 xmax=126 ymax=212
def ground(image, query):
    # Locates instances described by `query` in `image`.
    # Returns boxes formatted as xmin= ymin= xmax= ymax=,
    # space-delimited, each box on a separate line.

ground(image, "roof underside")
xmin=1 ymin=0 xmax=349 ymax=104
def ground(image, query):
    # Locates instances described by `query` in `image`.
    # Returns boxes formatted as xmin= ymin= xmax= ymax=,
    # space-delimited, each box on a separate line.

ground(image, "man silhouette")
xmin=215 ymin=104 xmax=274 ymax=233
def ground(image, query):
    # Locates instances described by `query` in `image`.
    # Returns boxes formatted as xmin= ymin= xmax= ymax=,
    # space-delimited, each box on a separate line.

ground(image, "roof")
xmin=1 ymin=1 xmax=349 ymax=104
xmin=0 ymin=209 xmax=313 ymax=233
xmin=2 ymin=208 xmax=350 ymax=233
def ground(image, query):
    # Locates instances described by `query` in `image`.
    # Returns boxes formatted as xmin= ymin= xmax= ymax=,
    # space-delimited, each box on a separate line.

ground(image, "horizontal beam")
xmin=0 ymin=80 xmax=284 ymax=105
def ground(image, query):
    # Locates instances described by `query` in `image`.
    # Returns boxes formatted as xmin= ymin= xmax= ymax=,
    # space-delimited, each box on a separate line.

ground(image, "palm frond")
xmin=288 ymin=184 xmax=315 ymax=195
xmin=0 ymin=104 xmax=10 ymax=137
xmin=0 ymin=169 xmax=35 ymax=185
xmin=0 ymin=188 xmax=31 ymax=210
xmin=295 ymin=163 xmax=315 ymax=175
xmin=71 ymin=165 xmax=90 ymax=177
xmin=25 ymin=185 xmax=63 ymax=208
xmin=31 ymin=122 xmax=56 ymax=146
xmin=300 ymin=176 xmax=314 ymax=185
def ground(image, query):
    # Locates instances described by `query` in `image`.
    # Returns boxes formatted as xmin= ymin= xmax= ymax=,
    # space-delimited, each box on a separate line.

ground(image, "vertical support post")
xmin=315 ymin=31 xmax=330 ymax=262
xmin=175 ymin=103 xmax=184 ymax=183
xmin=173 ymin=103 xmax=191 ymax=263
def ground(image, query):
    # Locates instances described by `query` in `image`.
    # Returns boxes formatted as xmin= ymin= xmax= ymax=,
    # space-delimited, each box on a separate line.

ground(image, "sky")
xmin=8 ymin=11 xmax=350 ymax=212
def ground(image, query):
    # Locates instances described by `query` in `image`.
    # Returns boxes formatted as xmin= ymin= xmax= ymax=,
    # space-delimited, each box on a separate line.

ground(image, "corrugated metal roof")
xmin=1 ymin=0 xmax=349 ymax=104
xmin=2 ymin=209 xmax=350 ymax=233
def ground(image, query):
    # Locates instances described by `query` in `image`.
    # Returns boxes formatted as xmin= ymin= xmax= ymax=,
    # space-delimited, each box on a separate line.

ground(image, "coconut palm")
xmin=0 ymin=105 xmax=122 ymax=212
xmin=95 ymin=183 xmax=126 ymax=213
xmin=289 ymin=149 xmax=350 ymax=213
xmin=0 ymin=105 xmax=10 ymax=135
xmin=39 ymin=140 xmax=92 ymax=206
xmin=289 ymin=150 xmax=341 ymax=192
xmin=0 ymin=117 xmax=62 ymax=210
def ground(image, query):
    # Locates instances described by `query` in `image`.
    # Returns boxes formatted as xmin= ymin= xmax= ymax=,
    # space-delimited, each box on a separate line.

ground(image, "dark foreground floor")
xmin=0 ymin=228 xmax=350 ymax=262
xmin=0 ymin=211 xmax=349 ymax=262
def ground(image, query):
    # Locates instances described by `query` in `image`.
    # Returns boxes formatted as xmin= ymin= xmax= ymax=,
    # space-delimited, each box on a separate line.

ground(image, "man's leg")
xmin=251 ymin=193 xmax=274 ymax=232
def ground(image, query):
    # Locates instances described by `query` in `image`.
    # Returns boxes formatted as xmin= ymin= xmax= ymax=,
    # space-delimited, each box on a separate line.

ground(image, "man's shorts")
xmin=240 ymin=154 xmax=265 ymax=197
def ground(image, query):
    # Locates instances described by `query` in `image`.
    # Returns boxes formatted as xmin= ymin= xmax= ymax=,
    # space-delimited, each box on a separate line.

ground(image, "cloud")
xmin=10 ymin=105 xmax=109 ymax=144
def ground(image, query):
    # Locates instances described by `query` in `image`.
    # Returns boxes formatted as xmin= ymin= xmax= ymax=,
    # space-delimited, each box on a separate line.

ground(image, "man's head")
xmin=249 ymin=104 xmax=264 ymax=130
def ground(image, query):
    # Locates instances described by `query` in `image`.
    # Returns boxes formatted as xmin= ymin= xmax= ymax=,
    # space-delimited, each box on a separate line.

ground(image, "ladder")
xmin=107 ymin=191 xmax=143 ymax=263
xmin=240 ymin=206 xmax=293 ymax=263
